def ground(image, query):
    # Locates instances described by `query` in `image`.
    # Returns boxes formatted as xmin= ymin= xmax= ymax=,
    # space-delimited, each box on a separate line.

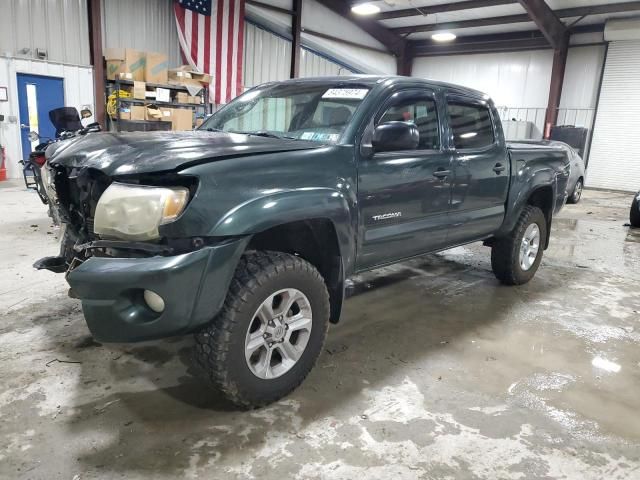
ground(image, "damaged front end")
xmin=33 ymin=165 xmax=200 ymax=274
xmin=34 ymin=164 xmax=111 ymax=274
xmin=33 ymin=164 xmax=250 ymax=342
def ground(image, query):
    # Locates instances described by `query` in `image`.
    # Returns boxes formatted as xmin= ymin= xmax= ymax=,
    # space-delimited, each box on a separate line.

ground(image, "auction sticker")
xmin=322 ymin=88 xmax=369 ymax=99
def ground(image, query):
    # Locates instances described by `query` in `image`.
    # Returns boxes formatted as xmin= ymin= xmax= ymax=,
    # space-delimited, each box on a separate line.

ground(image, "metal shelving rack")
xmin=106 ymin=78 xmax=211 ymax=132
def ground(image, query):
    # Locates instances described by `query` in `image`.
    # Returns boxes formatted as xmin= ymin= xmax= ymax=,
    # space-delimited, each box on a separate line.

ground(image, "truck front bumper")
xmin=66 ymin=237 xmax=249 ymax=343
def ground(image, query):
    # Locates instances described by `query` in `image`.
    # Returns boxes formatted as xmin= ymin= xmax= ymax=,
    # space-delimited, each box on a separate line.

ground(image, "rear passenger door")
xmin=446 ymin=96 xmax=510 ymax=244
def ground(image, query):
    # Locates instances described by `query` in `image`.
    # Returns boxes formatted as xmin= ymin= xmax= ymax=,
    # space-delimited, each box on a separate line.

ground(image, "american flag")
xmin=174 ymin=0 xmax=245 ymax=104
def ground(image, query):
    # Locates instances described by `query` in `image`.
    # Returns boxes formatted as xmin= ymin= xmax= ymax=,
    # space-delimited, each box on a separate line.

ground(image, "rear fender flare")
xmin=498 ymin=167 xmax=557 ymax=241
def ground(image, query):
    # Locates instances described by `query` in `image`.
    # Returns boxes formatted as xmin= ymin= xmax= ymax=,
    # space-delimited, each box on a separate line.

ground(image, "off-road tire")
xmin=567 ymin=177 xmax=583 ymax=204
xmin=194 ymin=251 xmax=330 ymax=409
xmin=491 ymin=206 xmax=547 ymax=285
xmin=630 ymin=197 xmax=640 ymax=228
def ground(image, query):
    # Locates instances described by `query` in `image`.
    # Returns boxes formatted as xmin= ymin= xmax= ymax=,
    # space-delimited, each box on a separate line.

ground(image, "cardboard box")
xmin=117 ymin=72 xmax=133 ymax=81
xmin=195 ymin=117 xmax=204 ymax=127
xmin=156 ymin=88 xmax=171 ymax=103
xmin=105 ymin=48 xmax=146 ymax=81
xmin=145 ymin=51 xmax=169 ymax=84
xmin=131 ymin=105 xmax=146 ymax=121
xmin=118 ymin=109 xmax=131 ymax=120
xmin=168 ymin=66 xmax=212 ymax=91
xmin=133 ymin=81 xmax=146 ymax=100
xmin=171 ymin=108 xmax=193 ymax=131
xmin=188 ymin=95 xmax=201 ymax=104
xmin=160 ymin=108 xmax=173 ymax=121
xmin=176 ymin=92 xmax=189 ymax=104
xmin=145 ymin=105 xmax=163 ymax=121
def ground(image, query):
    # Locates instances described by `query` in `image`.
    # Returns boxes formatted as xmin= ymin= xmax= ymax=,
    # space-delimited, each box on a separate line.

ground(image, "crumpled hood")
xmin=47 ymin=130 xmax=321 ymax=176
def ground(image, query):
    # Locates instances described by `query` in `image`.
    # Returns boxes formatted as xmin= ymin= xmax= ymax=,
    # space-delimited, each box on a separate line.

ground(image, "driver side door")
xmin=356 ymin=89 xmax=452 ymax=270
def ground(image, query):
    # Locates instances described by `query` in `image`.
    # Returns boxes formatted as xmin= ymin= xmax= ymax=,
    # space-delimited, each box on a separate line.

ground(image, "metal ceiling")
xmin=372 ymin=0 xmax=640 ymax=39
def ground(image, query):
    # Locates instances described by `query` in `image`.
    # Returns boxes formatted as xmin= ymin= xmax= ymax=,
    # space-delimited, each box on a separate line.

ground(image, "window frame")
xmin=361 ymin=88 xmax=443 ymax=155
xmin=445 ymin=94 xmax=497 ymax=152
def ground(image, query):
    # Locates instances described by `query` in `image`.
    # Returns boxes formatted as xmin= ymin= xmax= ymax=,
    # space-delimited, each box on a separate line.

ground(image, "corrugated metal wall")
xmin=102 ymin=0 xmax=181 ymax=68
xmin=300 ymin=49 xmax=354 ymax=78
xmin=243 ymin=22 xmax=355 ymax=89
xmin=0 ymin=0 xmax=90 ymax=66
xmin=243 ymin=23 xmax=291 ymax=88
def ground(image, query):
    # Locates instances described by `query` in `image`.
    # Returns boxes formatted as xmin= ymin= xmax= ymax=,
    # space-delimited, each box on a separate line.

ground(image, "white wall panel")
xmin=299 ymin=49 xmax=355 ymax=78
xmin=560 ymin=45 xmax=606 ymax=110
xmin=588 ymin=41 xmax=640 ymax=191
xmin=246 ymin=0 xmax=396 ymax=75
xmin=0 ymin=58 xmax=94 ymax=179
xmin=243 ymin=22 xmax=356 ymax=89
xmin=0 ymin=0 xmax=90 ymax=66
xmin=413 ymin=46 xmax=605 ymax=141
xmin=413 ymin=50 xmax=554 ymax=108
xmin=243 ymin=23 xmax=291 ymax=88
xmin=102 ymin=0 xmax=181 ymax=68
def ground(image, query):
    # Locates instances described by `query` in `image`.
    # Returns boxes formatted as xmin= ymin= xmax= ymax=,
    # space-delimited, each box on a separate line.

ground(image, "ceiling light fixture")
xmin=431 ymin=32 xmax=457 ymax=42
xmin=351 ymin=2 xmax=381 ymax=15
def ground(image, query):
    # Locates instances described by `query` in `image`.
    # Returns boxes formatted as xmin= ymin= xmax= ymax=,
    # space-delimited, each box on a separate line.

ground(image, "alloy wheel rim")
xmin=244 ymin=288 xmax=312 ymax=379
xmin=519 ymin=223 xmax=540 ymax=271
xmin=574 ymin=180 xmax=583 ymax=200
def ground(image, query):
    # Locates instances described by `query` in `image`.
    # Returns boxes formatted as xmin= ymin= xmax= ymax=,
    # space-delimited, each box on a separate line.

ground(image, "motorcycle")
xmin=20 ymin=107 xmax=100 ymax=222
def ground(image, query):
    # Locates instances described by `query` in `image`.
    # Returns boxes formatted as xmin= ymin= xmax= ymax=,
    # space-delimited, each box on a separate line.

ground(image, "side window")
xmin=447 ymin=101 xmax=495 ymax=149
xmin=377 ymin=97 xmax=440 ymax=150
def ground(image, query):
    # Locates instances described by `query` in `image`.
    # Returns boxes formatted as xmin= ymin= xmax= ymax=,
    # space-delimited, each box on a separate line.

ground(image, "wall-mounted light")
xmin=431 ymin=32 xmax=457 ymax=42
xmin=351 ymin=2 xmax=380 ymax=15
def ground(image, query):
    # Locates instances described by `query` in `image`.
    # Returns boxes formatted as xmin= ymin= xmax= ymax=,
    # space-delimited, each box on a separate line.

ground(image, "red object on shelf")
xmin=0 ymin=146 xmax=6 ymax=181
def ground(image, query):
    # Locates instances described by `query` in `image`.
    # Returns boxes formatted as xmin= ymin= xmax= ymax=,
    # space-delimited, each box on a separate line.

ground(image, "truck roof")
xmin=266 ymin=75 xmax=490 ymax=101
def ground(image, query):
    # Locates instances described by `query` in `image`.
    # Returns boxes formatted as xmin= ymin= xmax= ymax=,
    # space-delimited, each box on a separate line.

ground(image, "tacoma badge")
xmin=372 ymin=212 xmax=402 ymax=221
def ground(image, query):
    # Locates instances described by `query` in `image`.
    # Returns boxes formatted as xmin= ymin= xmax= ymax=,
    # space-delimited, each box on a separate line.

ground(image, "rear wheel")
xmin=194 ymin=251 xmax=330 ymax=409
xmin=491 ymin=206 xmax=547 ymax=285
xmin=567 ymin=177 xmax=583 ymax=204
xmin=630 ymin=197 xmax=640 ymax=228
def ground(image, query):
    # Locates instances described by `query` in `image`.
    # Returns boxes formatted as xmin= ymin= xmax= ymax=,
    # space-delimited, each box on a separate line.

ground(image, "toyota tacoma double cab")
xmin=36 ymin=76 xmax=570 ymax=408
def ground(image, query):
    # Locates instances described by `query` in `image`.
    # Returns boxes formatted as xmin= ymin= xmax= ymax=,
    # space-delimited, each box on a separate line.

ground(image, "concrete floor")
xmin=1 ymin=180 xmax=639 ymax=480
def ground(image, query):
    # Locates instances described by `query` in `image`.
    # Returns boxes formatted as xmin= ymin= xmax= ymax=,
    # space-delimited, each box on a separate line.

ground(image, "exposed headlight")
xmin=94 ymin=183 xmax=189 ymax=241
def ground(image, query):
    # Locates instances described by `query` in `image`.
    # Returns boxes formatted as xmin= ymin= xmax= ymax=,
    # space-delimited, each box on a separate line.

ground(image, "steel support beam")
xmin=544 ymin=44 xmax=568 ymax=138
xmin=517 ymin=0 xmax=567 ymax=48
xmin=87 ymin=0 xmax=105 ymax=129
xmin=246 ymin=0 xmax=293 ymax=16
xmin=376 ymin=0 xmax=517 ymax=20
xmin=316 ymin=0 xmax=406 ymax=57
xmin=290 ymin=0 xmax=302 ymax=78
xmin=396 ymin=43 xmax=413 ymax=76
xmin=391 ymin=1 xmax=640 ymax=36
xmin=411 ymin=24 xmax=604 ymax=57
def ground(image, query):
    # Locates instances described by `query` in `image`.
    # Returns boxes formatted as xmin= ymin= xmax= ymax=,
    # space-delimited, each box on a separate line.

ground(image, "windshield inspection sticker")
xmin=300 ymin=132 xmax=341 ymax=142
xmin=322 ymin=88 xmax=369 ymax=100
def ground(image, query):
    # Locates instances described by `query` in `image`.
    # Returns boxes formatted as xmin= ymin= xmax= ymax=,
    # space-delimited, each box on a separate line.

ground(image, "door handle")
xmin=433 ymin=168 xmax=450 ymax=179
xmin=493 ymin=163 xmax=506 ymax=174
xmin=20 ymin=124 xmax=30 ymax=129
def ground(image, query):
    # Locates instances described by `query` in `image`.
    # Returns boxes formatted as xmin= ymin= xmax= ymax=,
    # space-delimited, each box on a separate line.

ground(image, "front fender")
xmin=210 ymin=188 xmax=356 ymax=271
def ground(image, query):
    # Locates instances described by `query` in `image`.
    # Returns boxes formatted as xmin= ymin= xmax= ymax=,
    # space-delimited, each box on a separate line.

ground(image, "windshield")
xmin=201 ymin=83 xmax=371 ymax=143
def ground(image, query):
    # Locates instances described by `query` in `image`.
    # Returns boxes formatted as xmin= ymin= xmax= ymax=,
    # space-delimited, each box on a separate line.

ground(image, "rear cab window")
xmin=447 ymin=100 xmax=495 ymax=149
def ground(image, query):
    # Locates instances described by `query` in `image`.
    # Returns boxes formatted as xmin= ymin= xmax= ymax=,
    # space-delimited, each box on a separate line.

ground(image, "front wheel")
xmin=194 ymin=251 xmax=330 ymax=409
xmin=491 ymin=206 xmax=547 ymax=285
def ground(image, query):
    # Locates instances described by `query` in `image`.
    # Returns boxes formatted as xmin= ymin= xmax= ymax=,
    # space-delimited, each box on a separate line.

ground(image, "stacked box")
xmin=105 ymin=48 xmax=145 ymax=81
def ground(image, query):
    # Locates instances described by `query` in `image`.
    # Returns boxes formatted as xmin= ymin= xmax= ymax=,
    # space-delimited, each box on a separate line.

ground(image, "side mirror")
xmin=372 ymin=121 xmax=419 ymax=153
xmin=80 ymin=107 xmax=93 ymax=119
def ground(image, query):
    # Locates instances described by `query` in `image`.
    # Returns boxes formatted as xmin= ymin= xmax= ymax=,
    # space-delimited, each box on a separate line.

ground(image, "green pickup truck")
xmin=37 ymin=76 xmax=570 ymax=407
